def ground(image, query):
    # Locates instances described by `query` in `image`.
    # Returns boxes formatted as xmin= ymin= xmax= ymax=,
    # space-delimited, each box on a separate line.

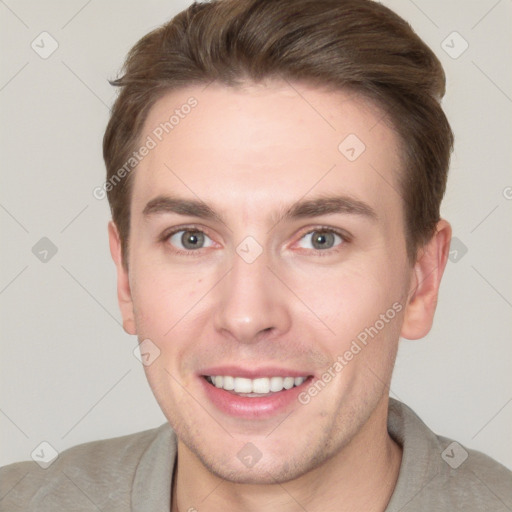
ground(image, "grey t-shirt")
xmin=1 ymin=399 xmax=511 ymax=511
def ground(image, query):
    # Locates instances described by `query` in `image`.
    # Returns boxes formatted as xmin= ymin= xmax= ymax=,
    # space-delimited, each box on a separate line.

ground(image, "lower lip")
xmin=199 ymin=376 xmax=313 ymax=419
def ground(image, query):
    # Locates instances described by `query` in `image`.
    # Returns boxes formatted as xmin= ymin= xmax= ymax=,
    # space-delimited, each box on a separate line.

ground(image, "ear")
xmin=401 ymin=219 xmax=452 ymax=340
xmin=108 ymin=221 xmax=137 ymax=335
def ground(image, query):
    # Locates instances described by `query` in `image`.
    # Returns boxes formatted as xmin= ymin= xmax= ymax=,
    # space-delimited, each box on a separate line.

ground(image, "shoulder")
xmin=0 ymin=424 xmax=171 ymax=512
xmin=431 ymin=433 xmax=512 ymax=510
xmin=387 ymin=399 xmax=512 ymax=511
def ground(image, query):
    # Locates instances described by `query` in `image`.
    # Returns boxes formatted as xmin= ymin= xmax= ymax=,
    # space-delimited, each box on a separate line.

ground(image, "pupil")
xmin=183 ymin=231 xmax=203 ymax=249
xmin=313 ymin=231 xmax=333 ymax=249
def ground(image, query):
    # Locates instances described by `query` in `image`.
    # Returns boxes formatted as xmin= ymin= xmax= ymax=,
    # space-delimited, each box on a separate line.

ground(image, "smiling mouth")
xmin=203 ymin=375 xmax=312 ymax=397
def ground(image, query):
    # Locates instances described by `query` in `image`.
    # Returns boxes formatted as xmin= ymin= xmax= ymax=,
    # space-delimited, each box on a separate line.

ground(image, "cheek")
xmin=130 ymin=263 xmax=213 ymax=382
xmin=296 ymin=260 xmax=402 ymax=339
xmin=130 ymin=260 xmax=204 ymax=333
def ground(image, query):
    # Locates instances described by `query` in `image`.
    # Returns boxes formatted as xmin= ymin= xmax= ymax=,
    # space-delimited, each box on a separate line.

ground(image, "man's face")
xmin=118 ymin=81 xmax=413 ymax=483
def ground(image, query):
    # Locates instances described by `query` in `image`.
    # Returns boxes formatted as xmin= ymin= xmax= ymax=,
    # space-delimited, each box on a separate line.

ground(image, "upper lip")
xmin=199 ymin=366 xmax=313 ymax=379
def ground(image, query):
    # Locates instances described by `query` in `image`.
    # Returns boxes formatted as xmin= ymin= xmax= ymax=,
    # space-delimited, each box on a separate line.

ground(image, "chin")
xmin=206 ymin=459 xmax=303 ymax=485
xmin=189 ymin=437 xmax=336 ymax=486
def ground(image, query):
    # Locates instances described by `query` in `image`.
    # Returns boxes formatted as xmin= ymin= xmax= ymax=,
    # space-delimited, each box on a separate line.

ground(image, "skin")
xmin=109 ymin=80 xmax=451 ymax=512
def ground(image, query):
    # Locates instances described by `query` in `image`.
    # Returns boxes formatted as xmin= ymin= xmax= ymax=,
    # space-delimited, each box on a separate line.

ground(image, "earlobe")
xmin=400 ymin=220 xmax=452 ymax=340
xmin=108 ymin=221 xmax=137 ymax=335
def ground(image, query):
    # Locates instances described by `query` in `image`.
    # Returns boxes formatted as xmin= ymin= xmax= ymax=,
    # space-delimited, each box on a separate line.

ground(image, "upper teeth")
xmin=206 ymin=375 xmax=306 ymax=394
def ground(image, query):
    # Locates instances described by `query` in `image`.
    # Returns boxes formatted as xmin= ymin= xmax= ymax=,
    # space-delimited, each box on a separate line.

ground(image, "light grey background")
xmin=1 ymin=0 xmax=511 ymax=470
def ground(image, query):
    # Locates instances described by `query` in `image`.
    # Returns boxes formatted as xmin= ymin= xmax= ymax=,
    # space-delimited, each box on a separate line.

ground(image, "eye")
xmin=167 ymin=229 xmax=214 ymax=251
xmin=297 ymin=228 xmax=345 ymax=251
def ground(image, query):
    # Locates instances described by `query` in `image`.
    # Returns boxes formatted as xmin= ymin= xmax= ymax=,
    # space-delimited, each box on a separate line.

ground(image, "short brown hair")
xmin=103 ymin=0 xmax=453 ymax=267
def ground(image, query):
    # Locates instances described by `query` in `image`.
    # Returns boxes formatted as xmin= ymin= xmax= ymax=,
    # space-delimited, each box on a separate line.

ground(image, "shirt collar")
xmin=132 ymin=422 xmax=176 ymax=512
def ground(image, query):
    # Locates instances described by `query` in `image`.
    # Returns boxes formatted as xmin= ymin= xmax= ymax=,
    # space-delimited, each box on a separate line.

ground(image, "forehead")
xmin=131 ymin=81 xmax=403 ymax=223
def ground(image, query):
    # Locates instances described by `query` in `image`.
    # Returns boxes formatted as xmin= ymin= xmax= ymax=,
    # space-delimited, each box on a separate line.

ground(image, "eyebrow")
xmin=142 ymin=194 xmax=378 ymax=223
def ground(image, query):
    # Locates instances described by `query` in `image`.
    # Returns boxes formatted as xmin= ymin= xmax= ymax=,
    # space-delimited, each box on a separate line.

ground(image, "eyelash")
xmin=160 ymin=225 xmax=351 ymax=257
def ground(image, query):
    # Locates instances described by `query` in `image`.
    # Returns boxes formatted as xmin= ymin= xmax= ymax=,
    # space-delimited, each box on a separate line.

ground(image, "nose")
xmin=213 ymin=244 xmax=292 ymax=344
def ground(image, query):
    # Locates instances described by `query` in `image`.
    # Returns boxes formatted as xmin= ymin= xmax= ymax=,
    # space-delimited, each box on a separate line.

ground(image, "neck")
xmin=171 ymin=396 xmax=402 ymax=512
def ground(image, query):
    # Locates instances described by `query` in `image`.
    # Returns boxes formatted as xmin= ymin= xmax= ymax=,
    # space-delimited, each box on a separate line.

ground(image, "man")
xmin=1 ymin=0 xmax=511 ymax=510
